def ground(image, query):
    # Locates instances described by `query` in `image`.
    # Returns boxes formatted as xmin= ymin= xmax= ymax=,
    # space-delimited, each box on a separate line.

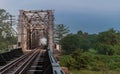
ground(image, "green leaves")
xmin=98 ymin=28 xmax=119 ymax=45
xmin=54 ymin=24 xmax=70 ymax=43
xmin=60 ymin=29 xmax=120 ymax=71
xmin=60 ymin=55 xmax=76 ymax=69
xmin=60 ymin=34 xmax=80 ymax=54
xmin=0 ymin=9 xmax=12 ymax=38
xmin=96 ymin=29 xmax=120 ymax=55
xmin=0 ymin=9 xmax=17 ymax=52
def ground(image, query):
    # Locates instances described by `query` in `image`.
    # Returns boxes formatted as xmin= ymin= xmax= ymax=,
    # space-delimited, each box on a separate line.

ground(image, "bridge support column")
xmin=18 ymin=10 xmax=28 ymax=51
xmin=48 ymin=10 xmax=54 ymax=52
xmin=18 ymin=10 xmax=23 ymax=48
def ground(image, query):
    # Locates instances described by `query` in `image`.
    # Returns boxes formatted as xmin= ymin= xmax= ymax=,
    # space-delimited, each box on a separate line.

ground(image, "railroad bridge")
xmin=18 ymin=10 xmax=54 ymax=51
xmin=0 ymin=10 xmax=64 ymax=74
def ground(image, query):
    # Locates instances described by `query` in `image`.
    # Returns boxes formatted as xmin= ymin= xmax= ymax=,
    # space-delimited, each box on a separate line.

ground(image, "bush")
xmin=108 ymin=55 xmax=120 ymax=71
xmin=60 ymin=55 xmax=76 ymax=69
xmin=96 ymin=43 xmax=115 ymax=55
xmin=71 ymin=50 xmax=95 ymax=70
xmin=60 ymin=51 xmax=120 ymax=71
xmin=60 ymin=34 xmax=80 ymax=54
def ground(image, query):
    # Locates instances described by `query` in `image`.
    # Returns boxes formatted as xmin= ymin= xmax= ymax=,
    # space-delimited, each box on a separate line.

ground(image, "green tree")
xmin=60 ymin=34 xmax=80 ymax=54
xmin=98 ymin=28 xmax=119 ymax=45
xmin=60 ymin=30 xmax=91 ymax=54
xmin=96 ymin=29 xmax=120 ymax=55
xmin=54 ymin=24 xmax=70 ymax=43
xmin=96 ymin=43 xmax=115 ymax=55
xmin=0 ymin=9 xmax=13 ymax=38
xmin=0 ymin=9 xmax=16 ymax=52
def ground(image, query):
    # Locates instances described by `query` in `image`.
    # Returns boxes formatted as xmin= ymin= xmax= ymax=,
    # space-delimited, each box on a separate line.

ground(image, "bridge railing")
xmin=44 ymin=49 xmax=64 ymax=74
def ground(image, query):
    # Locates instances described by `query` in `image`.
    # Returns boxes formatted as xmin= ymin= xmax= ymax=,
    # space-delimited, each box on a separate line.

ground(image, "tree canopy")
xmin=54 ymin=24 xmax=70 ymax=43
xmin=60 ymin=29 xmax=120 ymax=71
xmin=0 ymin=9 xmax=17 ymax=52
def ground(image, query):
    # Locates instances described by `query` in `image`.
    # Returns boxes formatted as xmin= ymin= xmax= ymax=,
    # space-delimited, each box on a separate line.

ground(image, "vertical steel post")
xmin=48 ymin=10 xmax=54 ymax=52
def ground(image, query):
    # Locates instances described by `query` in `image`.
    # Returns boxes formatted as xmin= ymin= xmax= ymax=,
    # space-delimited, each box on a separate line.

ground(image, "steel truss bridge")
xmin=0 ymin=10 xmax=64 ymax=74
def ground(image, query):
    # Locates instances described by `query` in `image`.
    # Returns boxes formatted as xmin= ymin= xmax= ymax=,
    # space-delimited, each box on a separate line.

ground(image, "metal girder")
xmin=18 ymin=10 xmax=54 ymax=51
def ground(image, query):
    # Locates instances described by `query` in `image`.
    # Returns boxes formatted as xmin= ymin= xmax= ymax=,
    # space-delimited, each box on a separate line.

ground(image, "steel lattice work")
xmin=18 ymin=10 xmax=54 ymax=51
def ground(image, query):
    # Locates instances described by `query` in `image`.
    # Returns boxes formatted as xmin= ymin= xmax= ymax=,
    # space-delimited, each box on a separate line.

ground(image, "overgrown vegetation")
xmin=0 ymin=9 xmax=17 ymax=52
xmin=70 ymin=70 xmax=120 ymax=74
xmin=58 ymin=27 xmax=120 ymax=72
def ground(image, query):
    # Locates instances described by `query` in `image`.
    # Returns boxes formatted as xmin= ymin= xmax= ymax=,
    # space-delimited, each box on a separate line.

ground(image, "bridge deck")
xmin=0 ymin=48 xmax=64 ymax=74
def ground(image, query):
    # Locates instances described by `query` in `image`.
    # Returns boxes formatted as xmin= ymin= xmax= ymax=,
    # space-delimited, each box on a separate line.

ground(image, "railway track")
xmin=0 ymin=49 xmax=42 ymax=74
xmin=0 ymin=49 xmax=64 ymax=74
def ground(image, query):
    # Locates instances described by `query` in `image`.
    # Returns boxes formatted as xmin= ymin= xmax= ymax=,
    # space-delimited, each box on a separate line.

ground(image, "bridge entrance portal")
xmin=18 ymin=10 xmax=54 ymax=51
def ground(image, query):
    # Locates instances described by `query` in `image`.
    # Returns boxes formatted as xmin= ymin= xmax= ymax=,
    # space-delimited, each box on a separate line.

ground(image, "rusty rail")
xmin=0 ymin=49 xmax=39 ymax=74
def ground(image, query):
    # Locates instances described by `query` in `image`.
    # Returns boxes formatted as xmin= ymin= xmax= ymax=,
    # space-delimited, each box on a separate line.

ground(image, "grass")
xmin=69 ymin=70 xmax=120 ymax=74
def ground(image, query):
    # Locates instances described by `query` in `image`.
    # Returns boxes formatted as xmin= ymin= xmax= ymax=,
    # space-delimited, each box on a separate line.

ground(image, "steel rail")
xmin=19 ymin=49 xmax=43 ymax=74
xmin=0 ymin=49 xmax=36 ymax=74
xmin=13 ymin=49 xmax=41 ymax=74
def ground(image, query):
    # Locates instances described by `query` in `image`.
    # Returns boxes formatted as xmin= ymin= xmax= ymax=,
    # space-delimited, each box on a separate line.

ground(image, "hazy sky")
xmin=0 ymin=0 xmax=120 ymax=34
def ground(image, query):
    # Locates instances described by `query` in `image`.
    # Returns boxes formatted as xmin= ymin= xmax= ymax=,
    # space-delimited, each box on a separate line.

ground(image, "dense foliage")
xmin=0 ymin=9 xmax=17 ymax=52
xmin=54 ymin=24 xmax=70 ymax=43
xmin=60 ymin=29 xmax=120 ymax=71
